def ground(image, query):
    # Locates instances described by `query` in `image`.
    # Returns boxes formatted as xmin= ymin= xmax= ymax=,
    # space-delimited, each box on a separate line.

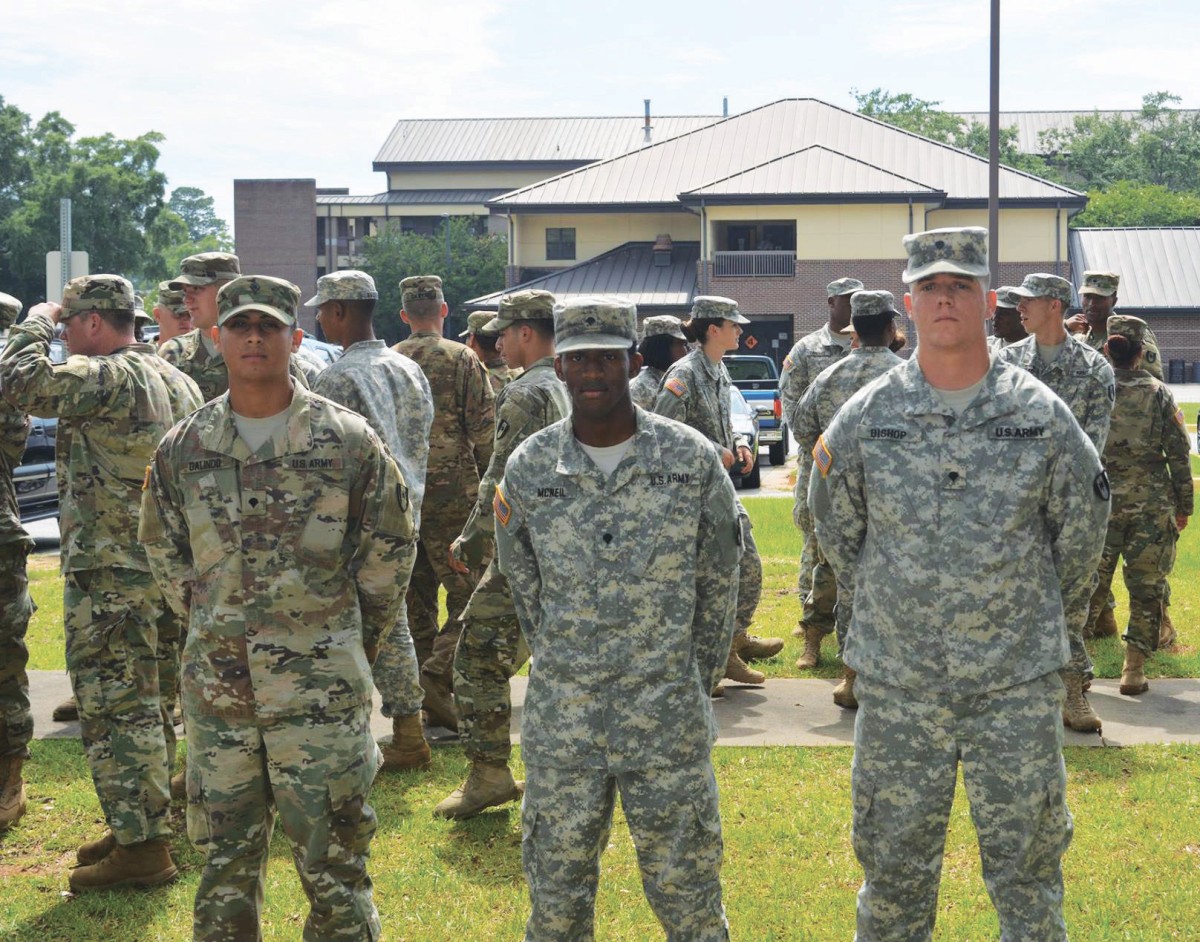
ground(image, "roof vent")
xmin=643 ymin=99 xmax=653 ymax=144
xmin=652 ymin=233 xmax=673 ymax=266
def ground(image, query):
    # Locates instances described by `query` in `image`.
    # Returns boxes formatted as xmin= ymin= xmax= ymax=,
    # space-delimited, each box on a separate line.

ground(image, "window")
xmin=546 ymin=227 xmax=576 ymax=261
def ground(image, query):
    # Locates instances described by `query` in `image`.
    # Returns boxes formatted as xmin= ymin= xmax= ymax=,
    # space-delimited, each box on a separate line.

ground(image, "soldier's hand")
xmin=1064 ymin=312 xmax=1089 ymax=334
xmin=447 ymin=538 xmax=471 ymax=575
xmin=1177 ymin=514 xmax=1189 ymax=532
xmin=720 ymin=447 xmax=736 ymax=470
xmin=737 ymin=445 xmax=755 ymax=474
xmin=29 ymin=301 xmax=64 ymax=324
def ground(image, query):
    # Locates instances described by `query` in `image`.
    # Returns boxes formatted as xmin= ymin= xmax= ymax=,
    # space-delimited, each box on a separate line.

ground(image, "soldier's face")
xmin=216 ymin=311 xmax=302 ymax=383
xmin=314 ymin=301 xmax=344 ymax=346
xmin=991 ymin=307 xmax=1027 ymax=343
xmin=556 ymin=348 xmax=640 ymax=421
xmin=904 ymin=274 xmax=994 ymax=350
xmin=154 ymin=305 xmax=193 ymax=343
xmin=1081 ymin=292 xmax=1115 ymax=327
xmin=60 ymin=311 xmax=101 ymax=356
xmin=1016 ymin=296 xmax=1059 ymax=336
xmin=184 ymin=283 xmax=220 ymax=331
xmin=667 ymin=338 xmax=689 ymax=364
xmin=829 ymin=294 xmax=853 ymax=329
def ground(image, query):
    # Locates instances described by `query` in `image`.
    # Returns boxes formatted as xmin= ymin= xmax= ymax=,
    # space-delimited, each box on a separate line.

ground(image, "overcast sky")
xmin=2 ymin=0 xmax=1196 ymax=229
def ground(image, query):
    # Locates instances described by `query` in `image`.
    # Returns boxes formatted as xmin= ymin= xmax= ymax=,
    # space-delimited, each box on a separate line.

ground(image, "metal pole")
xmin=988 ymin=0 xmax=1000 ymax=281
xmin=59 ymin=198 xmax=72 ymax=289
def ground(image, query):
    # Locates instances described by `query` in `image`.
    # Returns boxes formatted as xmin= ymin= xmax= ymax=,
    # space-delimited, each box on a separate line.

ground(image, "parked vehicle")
xmin=729 ymin=387 xmax=761 ymax=490
xmin=724 ymin=354 xmax=789 ymax=465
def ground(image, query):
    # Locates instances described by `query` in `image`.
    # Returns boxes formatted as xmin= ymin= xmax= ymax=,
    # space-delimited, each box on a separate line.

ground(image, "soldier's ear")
xmin=628 ymin=351 xmax=643 ymax=378
xmin=291 ymin=328 xmax=304 ymax=352
xmin=210 ymin=326 xmax=221 ymax=352
xmin=903 ymin=293 xmax=914 ymax=314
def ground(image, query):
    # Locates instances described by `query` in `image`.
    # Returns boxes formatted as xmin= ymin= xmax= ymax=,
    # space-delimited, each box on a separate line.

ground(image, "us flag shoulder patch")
xmin=664 ymin=377 xmax=687 ymax=398
xmin=1174 ymin=406 xmax=1186 ymax=429
xmin=813 ymin=435 xmax=834 ymax=478
xmin=783 ymin=354 xmax=794 ymax=371
xmin=493 ymin=485 xmax=512 ymax=527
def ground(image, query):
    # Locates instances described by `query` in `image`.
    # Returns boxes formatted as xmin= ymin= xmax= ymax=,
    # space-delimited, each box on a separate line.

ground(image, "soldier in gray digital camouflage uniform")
xmin=792 ymin=290 xmax=903 ymax=706
xmin=998 ymin=272 xmax=1115 ymax=733
xmin=308 ymin=270 xmax=434 ymax=772
xmin=984 ymin=286 xmax=1027 ymax=352
xmin=497 ymin=296 xmax=740 ymax=942
xmin=140 ymin=275 xmax=415 ymax=942
xmin=810 ymin=227 xmax=1109 ymax=942
xmin=0 ymin=275 xmax=202 ymax=892
xmin=461 ymin=310 xmax=521 ymax=394
xmin=432 ymin=289 xmax=570 ymax=818
xmin=629 ymin=314 xmax=688 ymax=409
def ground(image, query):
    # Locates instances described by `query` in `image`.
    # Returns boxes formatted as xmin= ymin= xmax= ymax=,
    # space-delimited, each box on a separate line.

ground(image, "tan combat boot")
xmin=76 ymin=830 xmax=117 ymax=865
xmin=736 ymin=633 xmax=784 ymax=660
xmin=832 ymin=667 xmax=858 ymax=710
xmin=51 ymin=697 xmax=78 ymax=722
xmin=1062 ymin=671 xmax=1102 ymax=732
xmin=433 ymin=761 xmax=523 ymax=820
xmin=68 ymin=839 xmax=177 ymax=893
xmin=795 ymin=627 xmax=823 ymax=670
xmin=1159 ymin=610 xmax=1178 ymax=648
xmin=1120 ymin=646 xmax=1150 ymax=696
xmin=724 ymin=648 xmax=765 ymax=685
xmin=1091 ymin=606 xmax=1119 ymax=638
xmin=420 ymin=673 xmax=459 ymax=732
xmin=380 ymin=714 xmax=432 ymax=772
xmin=0 ymin=755 xmax=26 ymax=829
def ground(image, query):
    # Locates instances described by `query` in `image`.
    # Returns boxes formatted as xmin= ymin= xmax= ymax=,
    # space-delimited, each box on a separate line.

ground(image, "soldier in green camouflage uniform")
xmin=0 ymin=275 xmax=202 ymax=891
xmin=151 ymin=281 xmax=193 ymax=346
xmin=1084 ymin=315 xmax=1192 ymax=696
xmin=810 ymin=228 xmax=1109 ymax=942
xmin=984 ymin=286 xmax=1027 ymax=352
xmin=393 ymin=276 xmax=495 ymax=673
xmin=629 ymin=314 xmax=688 ymax=409
xmin=432 ymin=290 xmax=570 ymax=818
xmin=497 ymin=297 xmax=740 ymax=941
xmin=140 ymin=275 xmax=415 ymax=942
xmin=792 ymin=290 xmax=903 ymax=703
xmin=461 ymin=310 xmax=521 ymax=394
xmin=0 ymin=292 xmax=36 ymax=830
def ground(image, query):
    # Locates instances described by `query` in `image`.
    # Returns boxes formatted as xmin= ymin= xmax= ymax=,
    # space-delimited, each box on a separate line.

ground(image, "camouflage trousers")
xmin=65 ymin=568 xmax=171 ymax=844
xmin=852 ymin=673 xmax=1071 ymax=942
xmin=0 ymin=550 xmax=35 ymax=757
xmin=802 ymin=544 xmax=837 ymax=638
xmin=735 ymin=506 xmax=761 ymax=638
xmin=792 ymin=470 xmax=817 ymax=603
xmin=407 ymin=504 xmax=481 ymax=667
xmin=373 ymin=543 xmax=423 ymax=718
xmin=1086 ymin=508 xmax=1177 ymax=655
xmin=522 ymin=760 xmax=729 ymax=942
xmin=186 ymin=704 xmax=382 ymax=942
xmin=153 ymin=602 xmax=182 ymax=774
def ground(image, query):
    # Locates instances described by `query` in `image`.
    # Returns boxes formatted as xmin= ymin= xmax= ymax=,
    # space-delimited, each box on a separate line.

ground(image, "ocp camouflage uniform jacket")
xmin=1084 ymin=325 xmax=1164 ymax=380
xmin=495 ymin=408 xmax=741 ymax=770
xmin=653 ymin=349 xmax=747 ymax=453
xmin=779 ymin=324 xmax=850 ymax=429
xmin=159 ymin=328 xmax=314 ymax=402
xmin=0 ymin=312 xmax=202 ymax=573
xmin=999 ymin=332 xmax=1115 ymax=453
xmin=0 ymin=396 xmax=32 ymax=556
xmin=483 ymin=358 xmax=521 ymax=396
xmin=809 ymin=356 xmax=1109 ymax=696
xmin=139 ymin=387 xmax=415 ymax=720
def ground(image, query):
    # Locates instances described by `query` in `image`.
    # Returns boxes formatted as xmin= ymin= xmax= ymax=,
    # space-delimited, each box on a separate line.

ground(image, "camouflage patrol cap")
xmin=994 ymin=286 xmax=1021 ymax=310
xmin=554 ymin=296 xmax=638 ymax=353
xmin=488 ymin=289 xmax=557 ymax=333
xmin=133 ymin=296 xmax=153 ymax=325
xmin=1080 ymin=270 xmax=1120 ymax=297
xmin=691 ymin=295 xmax=750 ymax=324
xmin=851 ymin=290 xmax=899 ymax=320
xmin=901 ymin=227 xmax=989 ymax=284
xmin=827 ymin=277 xmax=865 ymax=297
xmin=0 ymin=292 xmax=22 ymax=331
xmin=61 ymin=275 xmax=136 ymax=316
xmin=168 ymin=251 xmax=241 ymax=289
xmin=216 ymin=275 xmax=300 ymax=327
xmin=1010 ymin=273 xmax=1073 ymax=307
xmin=639 ymin=314 xmax=687 ymax=341
xmin=400 ymin=275 xmax=444 ymax=307
xmin=154 ymin=282 xmax=188 ymax=317
xmin=458 ymin=310 xmax=497 ymax=338
xmin=1107 ymin=314 xmax=1146 ymax=345
xmin=304 ymin=269 xmax=378 ymax=307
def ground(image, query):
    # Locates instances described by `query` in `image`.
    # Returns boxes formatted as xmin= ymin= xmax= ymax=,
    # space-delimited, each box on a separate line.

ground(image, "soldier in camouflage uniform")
xmin=432 ymin=289 xmax=570 ymax=818
xmin=461 ymin=310 xmax=521 ymax=393
xmin=984 ymin=286 xmax=1027 ymax=352
xmin=151 ymin=281 xmax=193 ymax=346
xmin=655 ymin=296 xmax=782 ymax=688
xmin=810 ymin=228 xmax=1109 ymax=942
xmin=0 ymin=292 xmax=36 ymax=830
xmin=393 ymin=276 xmax=495 ymax=676
xmin=308 ymin=270 xmax=434 ymax=772
xmin=629 ymin=314 xmax=689 ymax=409
xmin=1084 ymin=315 xmax=1192 ymax=695
xmin=792 ymin=290 xmax=903 ymax=704
xmin=496 ymin=296 xmax=740 ymax=942
xmin=0 ymin=275 xmax=202 ymax=891
xmin=140 ymin=275 xmax=415 ymax=942
xmin=998 ymin=272 xmax=1115 ymax=733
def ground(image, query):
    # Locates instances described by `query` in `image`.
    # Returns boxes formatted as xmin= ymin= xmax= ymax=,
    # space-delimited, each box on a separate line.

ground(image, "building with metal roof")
xmin=953 ymin=110 xmax=1200 ymax=155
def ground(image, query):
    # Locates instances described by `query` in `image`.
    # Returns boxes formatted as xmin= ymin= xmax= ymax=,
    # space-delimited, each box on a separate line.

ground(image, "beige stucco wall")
xmin=925 ymin=207 xmax=1070 ymax=263
xmin=703 ymin=203 xmax=919 ymax=260
xmin=511 ymin=212 xmax=700 ymax=267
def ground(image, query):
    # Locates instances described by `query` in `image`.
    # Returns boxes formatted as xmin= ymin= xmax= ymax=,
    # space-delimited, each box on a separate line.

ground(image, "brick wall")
xmin=1140 ymin=313 xmax=1200 ymax=375
xmin=234 ymin=180 xmax=319 ymax=332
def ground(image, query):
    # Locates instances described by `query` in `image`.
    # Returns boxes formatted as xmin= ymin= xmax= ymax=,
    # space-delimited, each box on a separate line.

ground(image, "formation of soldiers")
xmin=0 ymin=225 xmax=1190 ymax=939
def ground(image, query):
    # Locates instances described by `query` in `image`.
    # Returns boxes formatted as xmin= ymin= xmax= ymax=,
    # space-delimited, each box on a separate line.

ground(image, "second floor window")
xmin=546 ymin=227 xmax=576 ymax=261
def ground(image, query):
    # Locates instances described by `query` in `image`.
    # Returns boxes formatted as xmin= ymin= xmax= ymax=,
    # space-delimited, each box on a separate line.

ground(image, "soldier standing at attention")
xmin=393 ymin=275 xmax=495 ymax=673
xmin=308 ymin=270 xmax=434 ymax=772
xmin=151 ymin=282 xmax=193 ymax=345
xmin=810 ymin=227 xmax=1109 ymax=941
xmin=496 ymin=297 xmax=740 ymax=941
xmin=985 ymin=286 xmax=1028 ymax=352
xmin=433 ymin=289 xmax=570 ymax=818
xmin=461 ymin=310 xmax=521 ymax=393
xmin=0 ymin=275 xmax=202 ymax=892
xmin=629 ymin=314 xmax=689 ymax=409
xmin=998 ymin=273 xmax=1115 ymax=734
xmin=140 ymin=275 xmax=414 ymax=941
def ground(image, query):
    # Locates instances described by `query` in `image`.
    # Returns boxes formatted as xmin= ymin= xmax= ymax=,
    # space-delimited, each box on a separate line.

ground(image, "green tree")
xmin=852 ymin=88 xmax=965 ymax=144
xmin=1072 ymin=181 xmax=1200 ymax=227
xmin=361 ymin=217 xmax=507 ymax=344
xmin=168 ymin=186 xmax=232 ymax=244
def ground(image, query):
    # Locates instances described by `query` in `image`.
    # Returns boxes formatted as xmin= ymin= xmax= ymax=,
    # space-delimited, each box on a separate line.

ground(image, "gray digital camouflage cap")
xmin=850 ymin=290 xmax=899 ymax=320
xmin=901 ymin=227 xmax=989 ymax=284
xmin=155 ymin=282 xmax=188 ymax=317
xmin=217 ymin=275 xmax=300 ymax=327
xmin=0 ymin=292 xmax=22 ymax=330
xmin=168 ymin=251 xmax=241 ymax=289
xmin=555 ymin=296 xmax=638 ymax=353
xmin=1080 ymin=271 xmax=1120 ymax=297
xmin=827 ymin=277 xmax=865 ymax=297
xmin=639 ymin=314 xmax=687 ymax=341
xmin=994 ymin=286 xmax=1021 ymax=309
xmin=305 ymin=269 xmax=378 ymax=307
xmin=488 ymin=289 xmax=557 ymax=332
xmin=691 ymin=295 xmax=750 ymax=324
xmin=458 ymin=310 xmax=497 ymax=338
xmin=61 ymin=275 xmax=135 ymax=316
xmin=1107 ymin=314 xmax=1146 ymax=345
xmin=400 ymin=275 xmax=444 ymax=306
xmin=1010 ymin=272 xmax=1073 ymax=306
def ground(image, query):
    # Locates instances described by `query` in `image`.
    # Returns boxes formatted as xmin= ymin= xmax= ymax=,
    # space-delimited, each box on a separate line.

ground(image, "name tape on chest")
xmin=182 ymin=457 xmax=234 ymax=475
xmin=664 ymin=377 xmax=688 ymax=398
xmin=813 ymin=435 xmax=834 ymax=478
xmin=494 ymin=484 xmax=512 ymax=527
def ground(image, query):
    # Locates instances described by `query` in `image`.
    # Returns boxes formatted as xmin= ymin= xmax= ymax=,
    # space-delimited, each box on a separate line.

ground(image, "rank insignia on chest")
xmin=812 ymin=435 xmax=834 ymax=478
xmin=664 ymin=377 xmax=687 ymax=398
xmin=493 ymin=485 xmax=512 ymax=527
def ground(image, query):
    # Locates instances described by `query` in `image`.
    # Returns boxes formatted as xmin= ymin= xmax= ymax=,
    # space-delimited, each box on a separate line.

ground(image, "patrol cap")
xmin=554 ymin=296 xmax=638 ymax=353
xmin=61 ymin=275 xmax=136 ymax=316
xmin=1080 ymin=270 xmax=1120 ymax=297
xmin=458 ymin=310 xmax=497 ymax=338
xmin=216 ymin=275 xmax=300 ymax=327
xmin=901 ymin=227 xmax=989 ymax=284
xmin=400 ymin=275 xmax=443 ymax=307
xmin=305 ymin=269 xmax=378 ymax=308
xmin=0 ymin=292 xmax=22 ymax=331
xmin=691 ymin=295 xmax=750 ymax=324
xmin=168 ymin=251 xmax=241 ymax=289
xmin=1107 ymin=314 xmax=1146 ymax=345
xmin=639 ymin=314 xmax=687 ymax=341
xmin=133 ymin=296 xmax=153 ymax=325
xmin=488 ymin=289 xmax=556 ymax=333
xmin=1010 ymin=272 xmax=1073 ymax=307
xmin=839 ymin=290 xmax=899 ymax=334
xmin=994 ymin=286 xmax=1021 ymax=310
xmin=827 ymin=277 xmax=865 ymax=298
xmin=154 ymin=282 xmax=188 ymax=317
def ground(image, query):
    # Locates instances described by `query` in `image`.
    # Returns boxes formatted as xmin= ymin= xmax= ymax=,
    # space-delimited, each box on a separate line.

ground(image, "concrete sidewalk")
xmin=27 ymin=670 xmax=1200 ymax=750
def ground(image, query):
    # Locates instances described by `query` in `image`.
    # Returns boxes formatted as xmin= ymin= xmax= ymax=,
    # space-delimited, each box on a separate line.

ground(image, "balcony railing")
xmin=713 ymin=251 xmax=796 ymax=277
